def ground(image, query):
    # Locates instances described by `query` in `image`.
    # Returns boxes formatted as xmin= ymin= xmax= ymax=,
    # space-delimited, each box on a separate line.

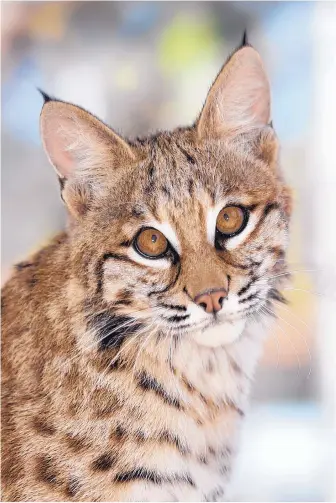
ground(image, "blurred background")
xmin=2 ymin=2 xmax=336 ymax=501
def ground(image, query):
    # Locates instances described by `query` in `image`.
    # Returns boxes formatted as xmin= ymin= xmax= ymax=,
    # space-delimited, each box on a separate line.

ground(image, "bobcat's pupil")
xmin=223 ymin=213 xmax=230 ymax=221
xmin=151 ymin=234 xmax=157 ymax=243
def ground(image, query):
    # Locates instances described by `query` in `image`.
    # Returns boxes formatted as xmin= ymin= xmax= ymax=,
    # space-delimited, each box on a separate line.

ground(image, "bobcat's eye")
xmin=216 ymin=206 xmax=248 ymax=237
xmin=134 ymin=227 xmax=168 ymax=258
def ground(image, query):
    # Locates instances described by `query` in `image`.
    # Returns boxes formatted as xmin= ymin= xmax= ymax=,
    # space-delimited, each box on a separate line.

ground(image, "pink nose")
xmin=194 ymin=288 xmax=228 ymax=313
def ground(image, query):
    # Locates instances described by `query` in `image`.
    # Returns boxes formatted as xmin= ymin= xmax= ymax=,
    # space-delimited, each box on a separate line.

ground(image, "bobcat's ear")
xmin=40 ymin=98 xmax=135 ymax=217
xmin=196 ymin=41 xmax=271 ymax=140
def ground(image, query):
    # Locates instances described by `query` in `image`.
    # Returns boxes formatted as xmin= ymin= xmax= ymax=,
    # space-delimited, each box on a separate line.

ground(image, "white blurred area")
xmin=1 ymin=2 xmax=336 ymax=501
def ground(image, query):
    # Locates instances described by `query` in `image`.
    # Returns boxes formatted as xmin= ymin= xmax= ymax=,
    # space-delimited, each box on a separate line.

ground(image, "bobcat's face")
xmin=40 ymin=43 xmax=292 ymax=349
xmin=69 ymin=132 xmax=291 ymax=348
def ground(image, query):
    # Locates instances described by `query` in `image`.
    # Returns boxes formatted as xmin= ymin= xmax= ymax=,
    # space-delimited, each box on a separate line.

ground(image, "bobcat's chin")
xmin=190 ymin=318 xmax=246 ymax=348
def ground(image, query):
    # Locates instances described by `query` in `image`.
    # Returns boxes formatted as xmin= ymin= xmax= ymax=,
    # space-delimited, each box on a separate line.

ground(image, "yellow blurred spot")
xmin=115 ymin=64 xmax=139 ymax=91
xmin=159 ymin=14 xmax=219 ymax=75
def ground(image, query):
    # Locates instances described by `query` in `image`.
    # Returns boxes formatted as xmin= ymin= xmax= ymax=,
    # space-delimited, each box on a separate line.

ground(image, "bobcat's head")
xmin=40 ymin=39 xmax=292 ymax=350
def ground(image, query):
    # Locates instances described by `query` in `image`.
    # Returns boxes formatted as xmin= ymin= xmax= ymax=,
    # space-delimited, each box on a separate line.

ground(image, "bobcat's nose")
xmin=194 ymin=288 xmax=228 ymax=314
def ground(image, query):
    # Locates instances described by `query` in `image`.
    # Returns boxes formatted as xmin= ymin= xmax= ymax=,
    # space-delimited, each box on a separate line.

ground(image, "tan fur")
xmin=1 ymin=42 xmax=292 ymax=501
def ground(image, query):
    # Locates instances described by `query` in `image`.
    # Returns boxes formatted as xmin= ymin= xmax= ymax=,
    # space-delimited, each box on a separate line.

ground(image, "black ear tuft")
xmin=269 ymin=120 xmax=274 ymax=128
xmin=241 ymin=30 xmax=249 ymax=48
xmin=37 ymin=88 xmax=53 ymax=103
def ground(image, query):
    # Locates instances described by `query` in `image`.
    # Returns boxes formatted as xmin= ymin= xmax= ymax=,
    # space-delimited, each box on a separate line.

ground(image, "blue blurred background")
xmin=2 ymin=2 xmax=336 ymax=501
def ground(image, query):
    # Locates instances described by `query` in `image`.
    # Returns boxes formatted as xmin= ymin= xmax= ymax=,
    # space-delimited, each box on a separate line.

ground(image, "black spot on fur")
xmin=66 ymin=477 xmax=80 ymax=497
xmin=237 ymin=276 xmax=257 ymax=296
xmin=159 ymin=430 xmax=188 ymax=455
xmin=91 ymin=453 xmax=115 ymax=472
xmin=148 ymin=165 xmax=155 ymax=180
xmin=112 ymin=288 xmax=133 ymax=307
xmin=188 ymin=179 xmax=194 ymax=195
xmin=162 ymin=185 xmax=171 ymax=197
xmin=249 ymin=259 xmax=262 ymax=268
xmin=159 ymin=303 xmax=187 ymax=312
xmin=114 ymin=468 xmax=195 ymax=487
xmin=88 ymin=312 xmax=143 ymax=350
xmin=165 ymin=314 xmax=190 ymax=323
xmin=65 ymin=433 xmax=89 ymax=452
xmin=178 ymin=144 xmax=196 ymax=164
xmin=15 ymin=261 xmax=33 ymax=271
xmin=132 ymin=204 xmax=145 ymax=218
xmin=268 ymin=288 xmax=287 ymax=304
xmin=135 ymin=430 xmax=146 ymax=442
xmin=205 ymin=486 xmax=225 ymax=502
xmin=227 ymin=399 xmax=245 ymax=417
xmin=28 ymin=275 xmax=38 ymax=288
xmin=119 ymin=239 xmax=132 ymax=247
xmin=238 ymin=292 xmax=258 ymax=304
xmin=269 ymin=246 xmax=285 ymax=259
xmin=115 ymin=425 xmax=126 ymax=438
xmin=36 ymin=455 xmax=58 ymax=486
xmin=115 ymin=468 xmax=162 ymax=484
xmin=264 ymin=202 xmax=280 ymax=217
xmin=58 ymin=177 xmax=66 ymax=191
xmin=137 ymin=370 xmax=181 ymax=409
xmin=206 ymin=358 xmax=214 ymax=373
xmin=109 ymin=358 xmax=122 ymax=370
xmin=32 ymin=417 xmax=56 ymax=436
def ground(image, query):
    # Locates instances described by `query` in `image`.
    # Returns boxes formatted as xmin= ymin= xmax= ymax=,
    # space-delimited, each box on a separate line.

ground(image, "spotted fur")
xmin=1 ymin=38 xmax=292 ymax=501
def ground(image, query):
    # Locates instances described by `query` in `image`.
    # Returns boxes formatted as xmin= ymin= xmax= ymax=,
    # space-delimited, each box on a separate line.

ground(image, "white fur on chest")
xmin=126 ymin=322 xmax=265 ymax=501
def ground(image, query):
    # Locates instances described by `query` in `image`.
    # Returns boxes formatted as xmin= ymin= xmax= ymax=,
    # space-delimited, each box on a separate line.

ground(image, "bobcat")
xmin=1 ymin=35 xmax=291 ymax=501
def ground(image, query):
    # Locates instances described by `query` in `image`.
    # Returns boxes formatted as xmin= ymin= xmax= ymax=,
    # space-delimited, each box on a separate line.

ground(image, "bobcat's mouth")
xmin=191 ymin=318 xmax=247 ymax=347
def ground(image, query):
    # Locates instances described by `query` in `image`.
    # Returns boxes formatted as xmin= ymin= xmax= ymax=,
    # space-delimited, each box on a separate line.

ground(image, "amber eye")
xmin=216 ymin=206 xmax=247 ymax=237
xmin=134 ymin=227 xmax=168 ymax=258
